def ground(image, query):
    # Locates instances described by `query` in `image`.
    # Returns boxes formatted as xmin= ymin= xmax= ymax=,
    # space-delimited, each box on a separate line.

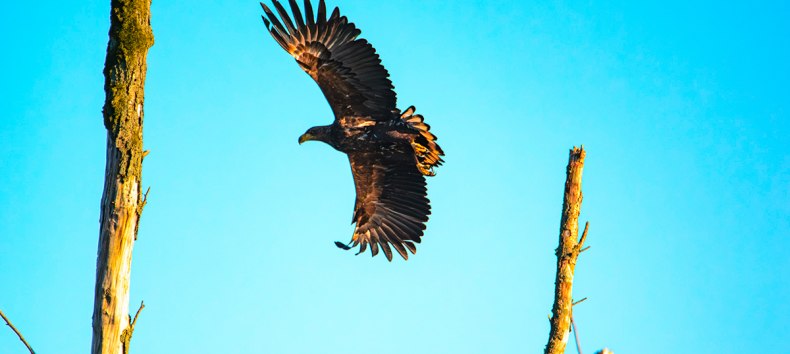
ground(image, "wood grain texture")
xmin=545 ymin=147 xmax=589 ymax=354
xmin=91 ymin=1 xmax=153 ymax=353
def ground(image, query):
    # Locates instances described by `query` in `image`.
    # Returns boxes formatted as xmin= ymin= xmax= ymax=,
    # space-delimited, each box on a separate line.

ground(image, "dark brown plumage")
xmin=261 ymin=0 xmax=444 ymax=261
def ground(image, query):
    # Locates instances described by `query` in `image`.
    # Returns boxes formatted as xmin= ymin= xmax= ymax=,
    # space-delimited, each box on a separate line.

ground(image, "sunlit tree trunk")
xmin=91 ymin=1 xmax=153 ymax=353
xmin=545 ymin=147 xmax=589 ymax=354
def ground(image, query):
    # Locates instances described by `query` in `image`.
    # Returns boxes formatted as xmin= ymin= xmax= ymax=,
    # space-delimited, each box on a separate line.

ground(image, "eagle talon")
xmin=334 ymin=241 xmax=352 ymax=250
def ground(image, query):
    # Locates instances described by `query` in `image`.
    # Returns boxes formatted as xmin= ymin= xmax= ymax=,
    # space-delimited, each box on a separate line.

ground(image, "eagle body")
xmin=308 ymin=114 xmax=416 ymax=153
xmin=261 ymin=0 xmax=444 ymax=261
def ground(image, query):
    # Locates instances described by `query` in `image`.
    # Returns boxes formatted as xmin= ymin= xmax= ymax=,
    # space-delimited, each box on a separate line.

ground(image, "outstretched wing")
xmin=261 ymin=0 xmax=397 ymax=119
xmin=346 ymin=148 xmax=430 ymax=261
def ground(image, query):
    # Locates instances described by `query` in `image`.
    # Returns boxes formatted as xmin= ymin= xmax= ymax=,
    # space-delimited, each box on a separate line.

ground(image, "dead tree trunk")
xmin=545 ymin=146 xmax=589 ymax=354
xmin=91 ymin=1 xmax=153 ymax=353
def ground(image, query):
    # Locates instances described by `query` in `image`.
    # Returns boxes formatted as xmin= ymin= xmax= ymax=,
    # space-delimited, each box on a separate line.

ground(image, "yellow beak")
xmin=298 ymin=133 xmax=314 ymax=145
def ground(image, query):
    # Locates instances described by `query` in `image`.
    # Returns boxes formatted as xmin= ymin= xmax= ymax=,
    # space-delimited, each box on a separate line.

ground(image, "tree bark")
xmin=91 ymin=1 xmax=153 ymax=354
xmin=545 ymin=146 xmax=589 ymax=354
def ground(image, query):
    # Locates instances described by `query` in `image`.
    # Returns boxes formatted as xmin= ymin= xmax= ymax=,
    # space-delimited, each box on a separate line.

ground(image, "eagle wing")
xmin=261 ymin=0 xmax=397 ymax=119
xmin=346 ymin=148 xmax=430 ymax=261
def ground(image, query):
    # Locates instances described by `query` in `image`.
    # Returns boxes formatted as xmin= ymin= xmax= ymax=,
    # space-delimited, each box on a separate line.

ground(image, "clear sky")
xmin=1 ymin=1 xmax=788 ymax=353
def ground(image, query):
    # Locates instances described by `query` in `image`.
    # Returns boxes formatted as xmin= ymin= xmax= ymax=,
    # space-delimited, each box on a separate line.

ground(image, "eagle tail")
xmin=400 ymin=106 xmax=444 ymax=176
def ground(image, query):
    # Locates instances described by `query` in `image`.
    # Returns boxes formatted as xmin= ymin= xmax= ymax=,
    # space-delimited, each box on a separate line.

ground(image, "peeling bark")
xmin=91 ymin=1 xmax=153 ymax=353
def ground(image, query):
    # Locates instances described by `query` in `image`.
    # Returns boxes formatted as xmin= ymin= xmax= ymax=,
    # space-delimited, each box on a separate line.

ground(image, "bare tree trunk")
xmin=91 ymin=1 xmax=153 ymax=353
xmin=545 ymin=147 xmax=589 ymax=354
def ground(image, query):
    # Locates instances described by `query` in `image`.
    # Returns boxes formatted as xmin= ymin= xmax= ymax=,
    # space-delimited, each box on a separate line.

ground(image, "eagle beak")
xmin=298 ymin=133 xmax=314 ymax=145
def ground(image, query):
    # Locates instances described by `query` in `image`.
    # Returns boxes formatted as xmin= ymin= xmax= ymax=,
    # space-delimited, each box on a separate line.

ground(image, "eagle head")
xmin=298 ymin=125 xmax=333 ymax=146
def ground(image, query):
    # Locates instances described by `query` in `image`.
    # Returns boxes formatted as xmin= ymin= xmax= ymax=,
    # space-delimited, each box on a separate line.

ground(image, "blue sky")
xmin=1 ymin=1 xmax=788 ymax=353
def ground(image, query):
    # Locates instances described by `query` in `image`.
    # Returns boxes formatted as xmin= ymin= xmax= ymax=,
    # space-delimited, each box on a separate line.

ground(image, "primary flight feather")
xmin=260 ymin=0 xmax=444 ymax=261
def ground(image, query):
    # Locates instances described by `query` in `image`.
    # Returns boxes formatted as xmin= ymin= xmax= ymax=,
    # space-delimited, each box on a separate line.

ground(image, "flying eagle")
xmin=260 ymin=0 xmax=444 ymax=261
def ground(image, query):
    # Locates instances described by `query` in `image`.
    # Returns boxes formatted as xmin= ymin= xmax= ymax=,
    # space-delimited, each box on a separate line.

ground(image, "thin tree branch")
xmin=121 ymin=301 xmax=145 ymax=353
xmin=0 ymin=309 xmax=35 ymax=354
xmin=577 ymin=222 xmax=589 ymax=252
xmin=571 ymin=315 xmax=583 ymax=354
xmin=140 ymin=187 xmax=151 ymax=210
xmin=545 ymin=146 xmax=588 ymax=354
xmin=130 ymin=301 xmax=145 ymax=329
xmin=572 ymin=297 xmax=588 ymax=307
xmin=571 ymin=297 xmax=587 ymax=354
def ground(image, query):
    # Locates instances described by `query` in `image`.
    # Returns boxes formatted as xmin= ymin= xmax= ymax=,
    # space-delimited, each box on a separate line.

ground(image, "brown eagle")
xmin=260 ymin=0 xmax=444 ymax=261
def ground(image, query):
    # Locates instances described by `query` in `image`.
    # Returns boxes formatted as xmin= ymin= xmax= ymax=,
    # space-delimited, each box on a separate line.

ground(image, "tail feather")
xmin=400 ymin=106 xmax=444 ymax=176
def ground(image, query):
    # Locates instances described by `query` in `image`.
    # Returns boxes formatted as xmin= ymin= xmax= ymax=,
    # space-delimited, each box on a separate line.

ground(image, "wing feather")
xmin=403 ymin=241 xmax=417 ymax=255
xmin=261 ymin=4 xmax=291 ymax=45
xmin=316 ymin=0 xmax=327 ymax=30
xmin=357 ymin=241 xmax=367 ymax=255
xmin=288 ymin=0 xmax=306 ymax=37
xmin=261 ymin=0 xmax=397 ymax=119
xmin=272 ymin=0 xmax=298 ymax=38
xmin=303 ymin=0 xmax=315 ymax=37
xmin=346 ymin=148 xmax=431 ymax=261
xmin=388 ymin=237 xmax=409 ymax=260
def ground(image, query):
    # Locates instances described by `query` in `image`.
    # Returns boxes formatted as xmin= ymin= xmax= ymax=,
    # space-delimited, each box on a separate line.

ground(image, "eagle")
xmin=260 ymin=0 xmax=444 ymax=261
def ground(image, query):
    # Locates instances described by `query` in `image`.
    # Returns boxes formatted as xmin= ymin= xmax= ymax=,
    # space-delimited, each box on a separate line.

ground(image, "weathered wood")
xmin=0 ymin=309 xmax=35 ymax=354
xmin=545 ymin=146 xmax=589 ymax=354
xmin=91 ymin=1 xmax=153 ymax=353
